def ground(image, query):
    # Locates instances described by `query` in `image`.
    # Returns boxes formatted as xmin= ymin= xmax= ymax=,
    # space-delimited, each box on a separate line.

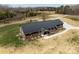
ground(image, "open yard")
xmin=0 ymin=28 xmax=79 ymax=53
xmin=0 ymin=14 xmax=79 ymax=53
xmin=0 ymin=23 xmax=79 ymax=53
xmin=1 ymin=4 xmax=79 ymax=54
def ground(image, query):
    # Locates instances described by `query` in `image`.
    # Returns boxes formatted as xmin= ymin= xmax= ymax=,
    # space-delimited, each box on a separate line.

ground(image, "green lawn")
xmin=0 ymin=24 xmax=24 ymax=47
xmin=0 ymin=24 xmax=41 ymax=48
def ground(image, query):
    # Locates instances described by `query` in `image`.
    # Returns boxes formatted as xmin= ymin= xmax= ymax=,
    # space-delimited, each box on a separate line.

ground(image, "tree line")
xmin=55 ymin=5 xmax=73 ymax=15
xmin=0 ymin=5 xmax=79 ymax=23
xmin=0 ymin=12 xmax=16 ymax=20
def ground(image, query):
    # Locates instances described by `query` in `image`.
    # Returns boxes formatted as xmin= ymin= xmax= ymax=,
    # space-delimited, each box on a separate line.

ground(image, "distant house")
xmin=20 ymin=19 xmax=63 ymax=40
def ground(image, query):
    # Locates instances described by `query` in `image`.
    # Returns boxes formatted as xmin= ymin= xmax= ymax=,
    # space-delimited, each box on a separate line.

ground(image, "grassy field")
xmin=0 ymin=14 xmax=79 ymax=53
xmin=0 ymin=24 xmax=25 ymax=48
xmin=0 ymin=24 xmax=79 ymax=53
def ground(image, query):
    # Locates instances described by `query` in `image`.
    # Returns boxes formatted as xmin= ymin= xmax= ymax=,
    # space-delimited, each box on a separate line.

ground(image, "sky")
xmin=5 ymin=4 xmax=63 ymax=7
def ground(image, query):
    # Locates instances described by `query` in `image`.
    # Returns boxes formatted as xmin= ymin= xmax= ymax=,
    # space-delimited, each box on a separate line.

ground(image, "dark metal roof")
xmin=21 ymin=19 xmax=63 ymax=34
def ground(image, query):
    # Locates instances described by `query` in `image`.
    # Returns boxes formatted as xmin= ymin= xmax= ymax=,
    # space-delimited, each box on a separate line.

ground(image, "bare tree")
xmin=41 ymin=11 xmax=48 ymax=21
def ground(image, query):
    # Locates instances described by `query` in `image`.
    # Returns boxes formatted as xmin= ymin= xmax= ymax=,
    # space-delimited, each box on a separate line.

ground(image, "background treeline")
xmin=0 ymin=4 xmax=79 ymax=23
xmin=55 ymin=5 xmax=79 ymax=15
xmin=55 ymin=5 xmax=74 ymax=15
xmin=0 ymin=12 xmax=16 ymax=20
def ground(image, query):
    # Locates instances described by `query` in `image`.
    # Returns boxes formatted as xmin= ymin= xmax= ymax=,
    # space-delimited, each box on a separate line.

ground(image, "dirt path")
xmin=49 ymin=14 xmax=79 ymax=27
xmin=0 ymin=17 xmax=41 ymax=28
xmin=0 ymin=14 xmax=68 ymax=28
xmin=0 ymin=19 xmax=28 ymax=27
xmin=0 ymin=14 xmax=79 ymax=27
xmin=0 ymin=14 xmax=79 ymax=40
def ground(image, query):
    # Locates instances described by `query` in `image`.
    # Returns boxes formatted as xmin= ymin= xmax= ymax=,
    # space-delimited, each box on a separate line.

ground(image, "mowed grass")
xmin=0 ymin=24 xmax=24 ymax=47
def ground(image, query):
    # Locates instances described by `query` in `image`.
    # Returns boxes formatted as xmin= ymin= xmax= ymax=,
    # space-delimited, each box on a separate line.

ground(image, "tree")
xmin=41 ymin=12 xmax=48 ymax=21
xmin=56 ymin=5 xmax=64 ymax=14
xmin=56 ymin=5 xmax=74 ymax=15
